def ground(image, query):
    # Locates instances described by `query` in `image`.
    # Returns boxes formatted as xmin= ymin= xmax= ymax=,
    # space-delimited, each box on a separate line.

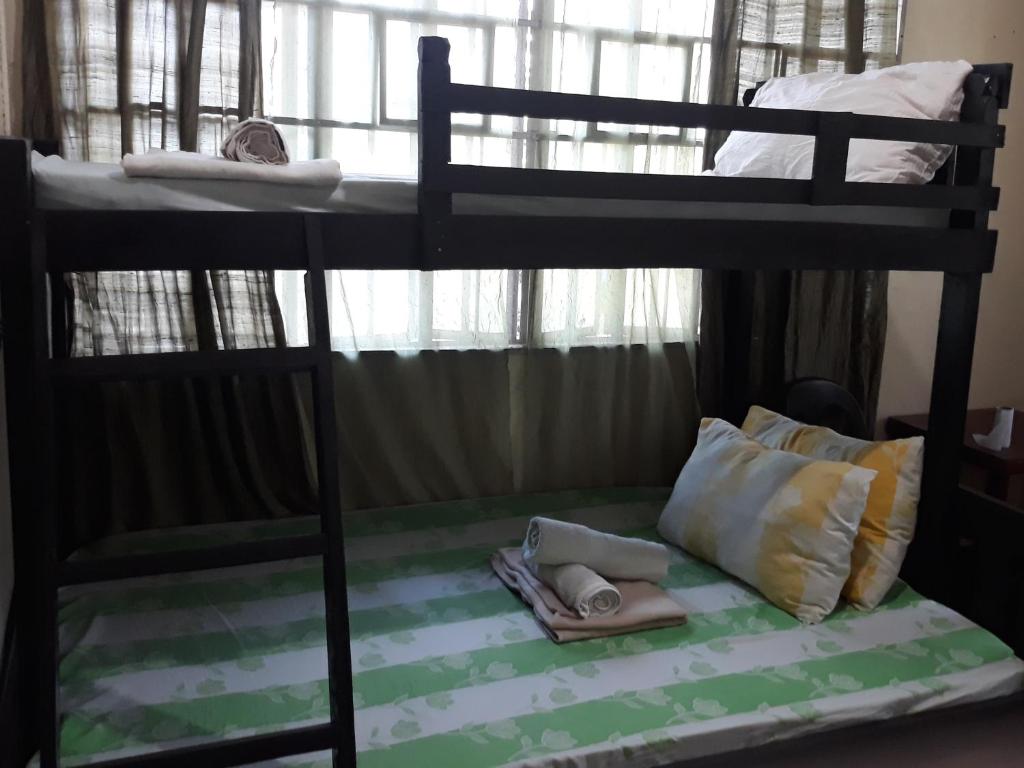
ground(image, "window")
xmin=262 ymin=0 xmax=709 ymax=351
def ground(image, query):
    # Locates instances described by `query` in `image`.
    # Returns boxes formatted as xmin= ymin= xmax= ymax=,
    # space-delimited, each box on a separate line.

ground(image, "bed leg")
xmin=910 ymin=272 xmax=981 ymax=601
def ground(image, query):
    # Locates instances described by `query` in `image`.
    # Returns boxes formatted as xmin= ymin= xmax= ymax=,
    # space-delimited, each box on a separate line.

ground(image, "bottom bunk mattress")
xmin=54 ymin=488 xmax=1024 ymax=767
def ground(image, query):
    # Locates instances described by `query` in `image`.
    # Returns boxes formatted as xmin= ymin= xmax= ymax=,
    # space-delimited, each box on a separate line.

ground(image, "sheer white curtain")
xmin=51 ymin=0 xmax=248 ymax=160
xmin=263 ymin=0 xmax=710 ymax=352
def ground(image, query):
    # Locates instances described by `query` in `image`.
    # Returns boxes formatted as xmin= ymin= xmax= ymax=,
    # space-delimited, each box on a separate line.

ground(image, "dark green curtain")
xmin=63 ymin=345 xmax=700 ymax=551
xmin=61 ymin=269 xmax=319 ymax=553
xmin=20 ymin=2 xmax=313 ymax=551
xmin=700 ymin=0 xmax=901 ymax=427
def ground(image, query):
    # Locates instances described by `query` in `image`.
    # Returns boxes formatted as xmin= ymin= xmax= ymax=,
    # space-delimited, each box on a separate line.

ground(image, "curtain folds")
xmin=63 ymin=344 xmax=699 ymax=548
xmin=265 ymin=0 xmax=707 ymax=354
xmin=34 ymin=2 xmax=307 ymax=544
xmin=28 ymin=1 xmax=713 ymax=542
xmin=699 ymin=0 xmax=900 ymax=427
xmin=327 ymin=345 xmax=699 ymax=513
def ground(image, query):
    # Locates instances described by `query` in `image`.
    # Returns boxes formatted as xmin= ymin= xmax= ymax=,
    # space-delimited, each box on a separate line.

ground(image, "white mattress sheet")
xmin=42 ymin=492 xmax=1024 ymax=768
xmin=32 ymin=153 xmax=950 ymax=227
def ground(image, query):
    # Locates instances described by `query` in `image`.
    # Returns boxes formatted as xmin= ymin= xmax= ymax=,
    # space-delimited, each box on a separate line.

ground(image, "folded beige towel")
xmin=122 ymin=150 xmax=342 ymax=186
xmin=523 ymin=517 xmax=670 ymax=582
xmin=492 ymin=548 xmax=686 ymax=643
xmin=525 ymin=559 xmax=621 ymax=618
xmin=221 ymin=118 xmax=290 ymax=165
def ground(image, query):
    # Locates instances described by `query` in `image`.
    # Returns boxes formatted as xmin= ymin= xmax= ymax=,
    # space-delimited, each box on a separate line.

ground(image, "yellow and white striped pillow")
xmin=742 ymin=405 xmax=924 ymax=611
xmin=658 ymin=418 xmax=875 ymax=623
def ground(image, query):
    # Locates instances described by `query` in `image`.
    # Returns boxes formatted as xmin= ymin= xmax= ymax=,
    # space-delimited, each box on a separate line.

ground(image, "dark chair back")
xmin=784 ymin=377 xmax=868 ymax=440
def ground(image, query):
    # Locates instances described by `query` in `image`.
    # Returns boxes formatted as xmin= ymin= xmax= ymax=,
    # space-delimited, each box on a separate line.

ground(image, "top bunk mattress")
xmin=51 ymin=488 xmax=1023 ymax=768
xmin=31 ymin=153 xmax=950 ymax=227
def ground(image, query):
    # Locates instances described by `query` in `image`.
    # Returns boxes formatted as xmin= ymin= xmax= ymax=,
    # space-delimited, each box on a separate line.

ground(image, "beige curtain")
xmin=33 ymin=0 xmax=261 ymax=159
xmin=700 ymin=0 xmax=901 ymax=426
xmin=326 ymin=345 xmax=700 ymax=511
xmin=65 ymin=344 xmax=698 ymax=546
xmin=28 ymin=0 xmax=704 ymax=545
xmin=0 ymin=0 xmax=20 ymax=134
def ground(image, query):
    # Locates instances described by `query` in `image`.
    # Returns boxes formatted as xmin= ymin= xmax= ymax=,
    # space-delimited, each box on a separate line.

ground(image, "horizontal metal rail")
xmin=439 ymin=82 xmax=1006 ymax=148
xmin=433 ymin=164 xmax=1000 ymax=210
xmin=59 ymin=533 xmax=326 ymax=585
xmin=430 ymin=217 xmax=997 ymax=272
xmin=38 ymin=211 xmax=997 ymax=273
xmin=50 ymin=348 xmax=318 ymax=381
xmin=76 ymin=722 xmax=335 ymax=768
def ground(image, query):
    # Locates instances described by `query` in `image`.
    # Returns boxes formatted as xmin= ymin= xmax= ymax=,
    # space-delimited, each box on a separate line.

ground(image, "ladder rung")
xmin=76 ymin=722 xmax=337 ymax=768
xmin=59 ymin=533 xmax=326 ymax=585
xmin=50 ymin=347 xmax=319 ymax=382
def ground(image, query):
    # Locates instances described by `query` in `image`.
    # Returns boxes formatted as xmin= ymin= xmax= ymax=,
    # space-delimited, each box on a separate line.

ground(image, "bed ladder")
xmin=31 ymin=215 xmax=358 ymax=768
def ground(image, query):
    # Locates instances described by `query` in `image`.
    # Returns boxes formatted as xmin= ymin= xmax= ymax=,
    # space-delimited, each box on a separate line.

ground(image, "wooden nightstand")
xmin=886 ymin=408 xmax=1024 ymax=501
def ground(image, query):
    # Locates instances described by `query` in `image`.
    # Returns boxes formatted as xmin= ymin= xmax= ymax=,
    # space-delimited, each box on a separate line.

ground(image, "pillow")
xmin=658 ymin=418 xmax=875 ymax=623
xmin=742 ymin=405 xmax=924 ymax=611
xmin=712 ymin=60 xmax=973 ymax=184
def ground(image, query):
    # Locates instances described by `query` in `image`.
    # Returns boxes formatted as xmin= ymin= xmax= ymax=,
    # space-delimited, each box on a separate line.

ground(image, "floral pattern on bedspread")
xmin=52 ymin=489 xmax=1023 ymax=768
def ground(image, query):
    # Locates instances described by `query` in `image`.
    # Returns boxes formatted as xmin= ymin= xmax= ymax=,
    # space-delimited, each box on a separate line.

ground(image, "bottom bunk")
xmin=48 ymin=488 xmax=1024 ymax=767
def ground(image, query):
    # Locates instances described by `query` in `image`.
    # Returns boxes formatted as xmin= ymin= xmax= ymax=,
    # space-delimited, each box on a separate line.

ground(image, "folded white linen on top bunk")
xmin=31 ymin=153 xmax=952 ymax=226
xmin=220 ymin=118 xmax=290 ymax=165
xmin=121 ymin=149 xmax=341 ymax=186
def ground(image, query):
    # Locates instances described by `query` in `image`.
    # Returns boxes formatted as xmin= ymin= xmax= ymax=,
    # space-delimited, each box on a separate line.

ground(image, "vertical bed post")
xmin=418 ymin=36 xmax=453 ymax=269
xmin=913 ymin=71 xmax=999 ymax=599
xmin=303 ymin=215 xmax=358 ymax=768
xmin=30 ymin=212 xmax=60 ymax=767
xmin=0 ymin=138 xmax=43 ymax=762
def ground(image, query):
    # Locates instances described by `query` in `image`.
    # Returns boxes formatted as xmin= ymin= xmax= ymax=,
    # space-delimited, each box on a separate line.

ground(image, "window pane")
xmin=330 ymin=12 xmax=373 ymax=123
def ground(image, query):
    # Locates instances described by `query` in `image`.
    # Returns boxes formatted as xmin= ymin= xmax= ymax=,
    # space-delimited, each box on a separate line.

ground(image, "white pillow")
xmin=658 ymin=418 xmax=875 ymax=623
xmin=712 ymin=60 xmax=973 ymax=184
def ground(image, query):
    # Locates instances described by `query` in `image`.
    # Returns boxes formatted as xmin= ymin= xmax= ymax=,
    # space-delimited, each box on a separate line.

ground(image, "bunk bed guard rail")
xmin=416 ymin=31 xmax=1011 ymax=607
xmin=417 ymin=36 xmax=1005 ymax=273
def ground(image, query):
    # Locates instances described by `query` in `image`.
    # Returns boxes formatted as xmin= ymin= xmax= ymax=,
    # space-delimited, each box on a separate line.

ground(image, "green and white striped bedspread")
xmin=54 ymin=488 xmax=1024 ymax=767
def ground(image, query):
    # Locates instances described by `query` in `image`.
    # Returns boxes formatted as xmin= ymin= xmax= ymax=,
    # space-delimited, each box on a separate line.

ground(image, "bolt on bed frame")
xmin=0 ymin=34 xmax=1012 ymax=768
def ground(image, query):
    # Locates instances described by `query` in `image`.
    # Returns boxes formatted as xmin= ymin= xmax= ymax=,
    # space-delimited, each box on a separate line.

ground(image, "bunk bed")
xmin=1 ymin=35 xmax=1020 ymax=768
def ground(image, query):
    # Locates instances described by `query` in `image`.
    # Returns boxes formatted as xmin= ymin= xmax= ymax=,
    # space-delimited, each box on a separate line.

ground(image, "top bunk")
xmin=5 ymin=37 xmax=1013 ymax=275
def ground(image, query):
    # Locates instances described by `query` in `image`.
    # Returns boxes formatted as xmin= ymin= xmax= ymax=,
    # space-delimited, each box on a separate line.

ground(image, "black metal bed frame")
xmin=0 ymin=34 xmax=1017 ymax=768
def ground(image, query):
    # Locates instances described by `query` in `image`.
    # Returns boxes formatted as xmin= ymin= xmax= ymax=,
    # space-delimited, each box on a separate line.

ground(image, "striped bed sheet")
xmin=52 ymin=488 xmax=1024 ymax=767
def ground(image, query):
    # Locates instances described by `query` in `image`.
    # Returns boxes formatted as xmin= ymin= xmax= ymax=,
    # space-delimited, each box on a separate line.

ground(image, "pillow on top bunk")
xmin=712 ymin=60 xmax=973 ymax=184
xmin=658 ymin=418 xmax=875 ymax=623
xmin=742 ymin=406 xmax=924 ymax=611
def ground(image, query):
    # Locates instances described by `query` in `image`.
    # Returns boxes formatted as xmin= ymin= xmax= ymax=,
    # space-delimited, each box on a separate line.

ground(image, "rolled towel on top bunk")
xmin=122 ymin=149 xmax=342 ymax=186
xmin=525 ymin=559 xmax=621 ymax=618
xmin=221 ymin=118 xmax=290 ymax=165
xmin=523 ymin=517 xmax=670 ymax=582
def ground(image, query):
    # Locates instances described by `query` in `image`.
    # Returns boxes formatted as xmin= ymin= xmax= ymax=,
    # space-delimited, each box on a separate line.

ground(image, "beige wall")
xmin=877 ymin=0 xmax=1024 ymax=427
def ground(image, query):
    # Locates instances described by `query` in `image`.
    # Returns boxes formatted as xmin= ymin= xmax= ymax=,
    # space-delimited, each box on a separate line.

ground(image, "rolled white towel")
xmin=221 ymin=118 xmax=290 ymax=165
xmin=122 ymin=150 xmax=341 ymax=186
xmin=525 ymin=559 xmax=621 ymax=618
xmin=523 ymin=517 xmax=670 ymax=582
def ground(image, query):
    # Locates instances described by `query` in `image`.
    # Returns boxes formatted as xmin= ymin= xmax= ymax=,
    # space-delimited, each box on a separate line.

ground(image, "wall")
xmin=877 ymin=0 xmax=1024 ymax=426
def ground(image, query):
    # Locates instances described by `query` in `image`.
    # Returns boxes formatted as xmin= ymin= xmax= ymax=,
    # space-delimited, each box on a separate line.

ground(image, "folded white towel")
xmin=492 ymin=549 xmax=687 ymax=643
xmin=525 ymin=558 xmax=621 ymax=618
xmin=121 ymin=150 xmax=341 ymax=187
xmin=221 ymin=118 xmax=290 ymax=165
xmin=523 ymin=517 xmax=670 ymax=582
